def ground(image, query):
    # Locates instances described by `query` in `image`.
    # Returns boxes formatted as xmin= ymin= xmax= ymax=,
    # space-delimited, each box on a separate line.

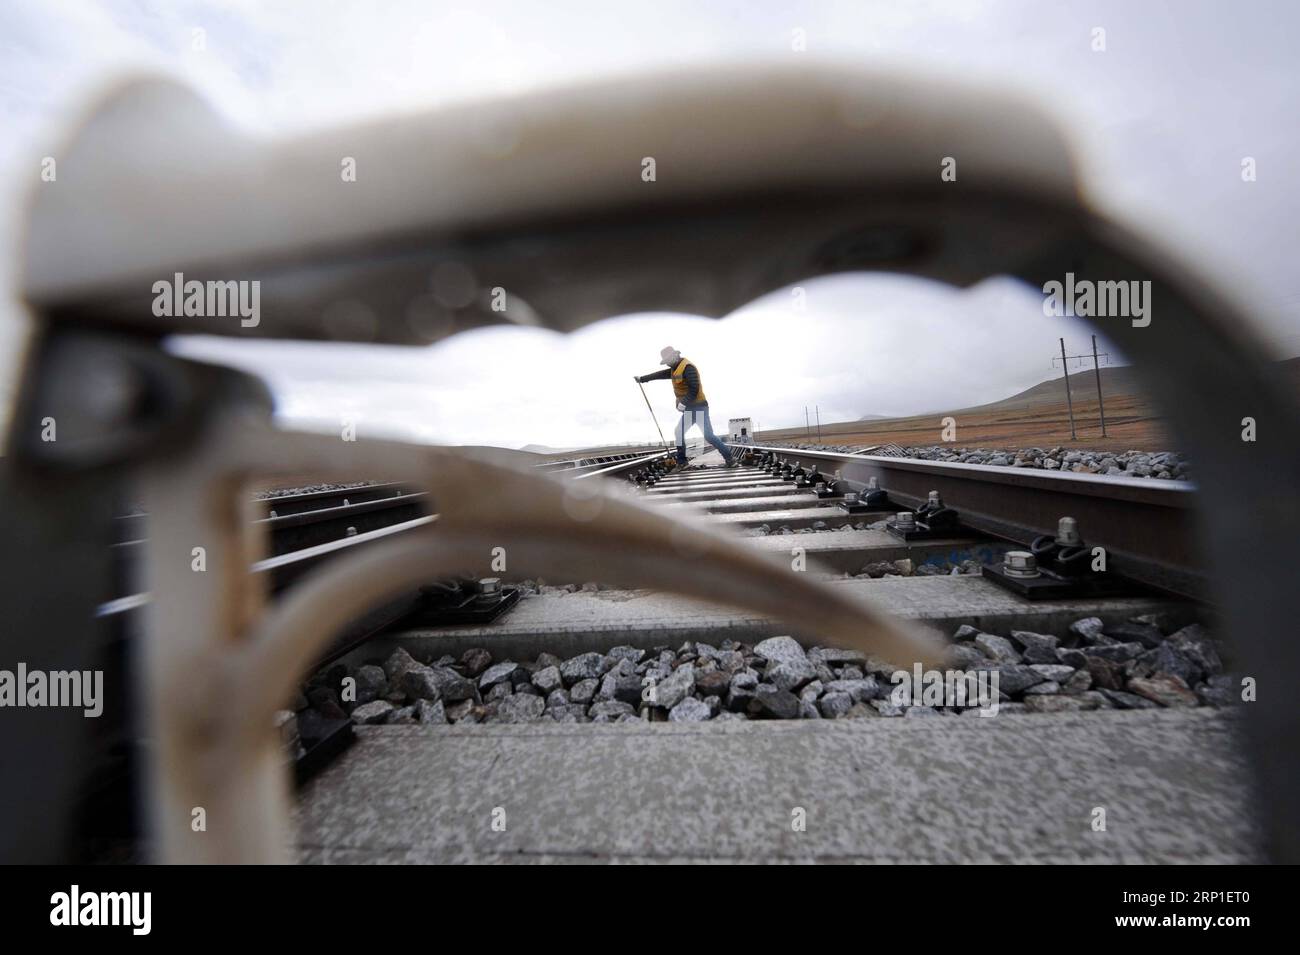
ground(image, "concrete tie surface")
xmin=294 ymin=708 xmax=1261 ymax=863
xmin=362 ymin=574 xmax=1183 ymax=662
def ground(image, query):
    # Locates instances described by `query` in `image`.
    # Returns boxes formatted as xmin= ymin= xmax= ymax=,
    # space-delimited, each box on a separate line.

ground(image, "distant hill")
xmin=955 ymin=364 xmax=1149 ymax=414
xmin=453 ymin=445 xmax=552 ymax=466
xmin=961 ymin=358 xmax=1299 ymax=414
xmin=550 ymin=358 xmax=1300 ymax=457
xmin=517 ymin=441 xmax=663 ymax=461
xmin=752 ymin=358 xmax=1300 ymax=453
xmin=519 ymin=443 xmax=578 ymax=454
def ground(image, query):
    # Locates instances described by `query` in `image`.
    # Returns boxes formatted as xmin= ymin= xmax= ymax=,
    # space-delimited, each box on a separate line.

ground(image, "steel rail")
xmin=257 ymin=491 xmax=429 ymax=554
xmin=112 ymin=482 xmax=410 ymax=543
xmin=98 ymin=515 xmax=439 ymax=617
xmin=732 ymin=443 xmax=1201 ymax=598
xmin=536 ymin=455 xmax=658 ymax=475
xmin=102 ymin=439 xmax=647 ymax=620
xmin=574 ymin=449 xmax=675 ymax=481
xmin=109 ymin=452 xmax=635 ymax=619
xmin=534 ymin=450 xmax=655 ymax=472
xmin=257 ymin=481 xmax=407 ymax=515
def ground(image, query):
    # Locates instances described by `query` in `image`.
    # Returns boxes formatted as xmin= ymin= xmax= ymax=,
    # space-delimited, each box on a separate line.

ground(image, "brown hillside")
xmin=758 ymin=359 xmax=1300 ymax=453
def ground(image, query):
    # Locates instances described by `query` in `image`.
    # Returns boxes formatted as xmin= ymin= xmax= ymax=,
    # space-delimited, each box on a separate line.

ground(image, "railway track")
xmin=101 ymin=482 xmax=433 ymax=616
xmin=283 ymin=443 xmax=1259 ymax=863
xmin=99 ymin=455 xmax=685 ymax=614
xmin=314 ymin=445 xmax=1205 ymax=664
xmin=72 ymin=433 xmax=1254 ymax=866
xmin=85 ymin=451 xmax=678 ymax=849
xmin=106 ymin=437 xmax=1199 ymax=636
xmin=99 ymin=452 xmax=681 ymax=631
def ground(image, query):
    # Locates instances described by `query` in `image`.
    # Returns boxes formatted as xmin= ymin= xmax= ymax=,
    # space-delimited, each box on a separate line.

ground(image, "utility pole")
xmin=1058 ymin=338 xmax=1077 ymax=441
xmin=815 ymin=406 xmax=822 ymax=442
xmin=804 ymin=406 xmax=810 ymax=437
xmin=1091 ymin=334 xmax=1108 ymax=438
xmin=1052 ymin=338 xmax=1111 ymax=439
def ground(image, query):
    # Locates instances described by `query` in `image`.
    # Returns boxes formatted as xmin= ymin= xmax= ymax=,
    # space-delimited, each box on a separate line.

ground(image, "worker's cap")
xmin=660 ymin=345 xmax=680 ymax=364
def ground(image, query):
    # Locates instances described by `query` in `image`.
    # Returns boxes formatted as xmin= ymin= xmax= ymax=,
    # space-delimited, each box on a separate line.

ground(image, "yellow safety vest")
xmin=671 ymin=357 xmax=707 ymax=404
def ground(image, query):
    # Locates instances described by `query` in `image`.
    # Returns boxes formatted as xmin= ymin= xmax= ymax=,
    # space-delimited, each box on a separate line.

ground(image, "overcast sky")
xmin=3 ymin=1 xmax=1298 ymax=449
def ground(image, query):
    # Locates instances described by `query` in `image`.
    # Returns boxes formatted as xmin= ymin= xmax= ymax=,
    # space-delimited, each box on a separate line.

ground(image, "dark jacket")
xmin=637 ymin=362 xmax=705 ymax=407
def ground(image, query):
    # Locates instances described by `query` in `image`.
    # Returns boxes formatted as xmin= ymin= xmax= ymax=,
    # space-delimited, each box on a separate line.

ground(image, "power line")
xmin=1051 ymin=336 xmax=1111 ymax=439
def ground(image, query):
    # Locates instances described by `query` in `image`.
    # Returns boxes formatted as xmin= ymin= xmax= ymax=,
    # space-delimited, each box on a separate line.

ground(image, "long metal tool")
xmin=636 ymin=379 xmax=672 ymax=453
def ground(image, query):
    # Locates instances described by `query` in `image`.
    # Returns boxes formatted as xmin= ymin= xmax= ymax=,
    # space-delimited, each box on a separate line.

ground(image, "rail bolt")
xmin=1003 ymin=551 xmax=1041 ymax=578
xmin=1056 ymin=516 xmax=1081 ymax=547
xmin=479 ymin=577 xmax=502 ymax=595
xmin=844 ymin=492 xmax=860 ymax=505
xmin=893 ymin=511 xmax=917 ymax=530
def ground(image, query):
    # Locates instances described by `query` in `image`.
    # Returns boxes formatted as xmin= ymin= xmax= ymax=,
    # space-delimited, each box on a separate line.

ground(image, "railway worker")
xmin=635 ymin=346 xmax=736 ymax=468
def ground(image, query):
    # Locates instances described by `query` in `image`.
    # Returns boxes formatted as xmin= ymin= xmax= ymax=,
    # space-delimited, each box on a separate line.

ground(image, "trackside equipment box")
xmin=728 ymin=417 xmax=754 ymax=444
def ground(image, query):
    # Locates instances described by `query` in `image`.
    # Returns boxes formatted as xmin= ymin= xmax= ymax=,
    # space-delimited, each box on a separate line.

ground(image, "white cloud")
xmin=3 ymin=0 xmax=1298 ymax=439
xmin=168 ymin=273 xmax=1112 ymax=448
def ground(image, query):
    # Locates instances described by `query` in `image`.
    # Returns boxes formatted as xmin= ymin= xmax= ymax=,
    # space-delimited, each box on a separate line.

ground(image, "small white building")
xmin=728 ymin=417 xmax=755 ymax=444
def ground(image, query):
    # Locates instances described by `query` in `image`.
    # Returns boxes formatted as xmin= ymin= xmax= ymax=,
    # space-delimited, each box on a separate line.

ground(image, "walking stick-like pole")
xmin=635 ymin=379 xmax=672 ymax=453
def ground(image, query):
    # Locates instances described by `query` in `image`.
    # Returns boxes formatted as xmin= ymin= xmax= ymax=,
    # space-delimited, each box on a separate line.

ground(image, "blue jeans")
xmin=674 ymin=404 xmax=732 ymax=465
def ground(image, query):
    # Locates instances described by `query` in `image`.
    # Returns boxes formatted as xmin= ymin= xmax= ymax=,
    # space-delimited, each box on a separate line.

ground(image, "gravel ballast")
xmin=770 ymin=443 xmax=1190 ymax=480
xmin=289 ymin=614 xmax=1234 ymax=730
